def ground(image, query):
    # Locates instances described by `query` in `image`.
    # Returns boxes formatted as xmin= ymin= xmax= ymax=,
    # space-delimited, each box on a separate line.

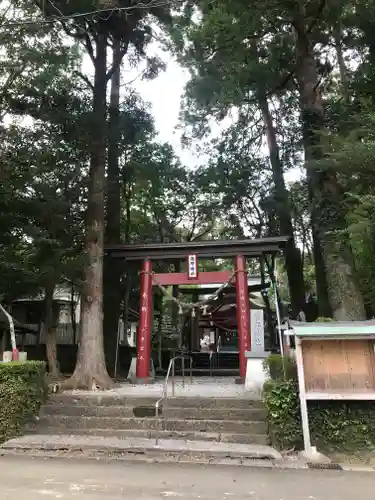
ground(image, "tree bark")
xmin=0 ymin=329 xmax=6 ymax=360
xmin=43 ymin=281 xmax=59 ymax=379
xmin=355 ymin=15 xmax=375 ymax=106
xmin=258 ymin=93 xmax=306 ymax=316
xmin=70 ymin=284 xmax=77 ymax=345
xmin=171 ymin=260 xmax=180 ymax=331
xmin=294 ymin=14 xmax=366 ymax=320
xmin=62 ymin=32 xmax=112 ymax=390
xmin=333 ymin=23 xmax=349 ymax=102
xmin=103 ymin=39 xmax=123 ymax=377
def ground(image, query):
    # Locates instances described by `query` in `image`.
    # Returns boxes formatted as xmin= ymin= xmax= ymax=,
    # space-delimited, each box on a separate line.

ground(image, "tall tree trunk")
xmin=293 ymin=14 xmax=365 ymax=320
xmin=103 ymin=39 xmax=123 ymax=377
xmin=44 ymin=281 xmax=59 ymax=379
xmin=258 ymin=93 xmax=306 ymax=316
xmin=333 ymin=23 xmax=349 ymax=102
xmin=62 ymin=32 xmax=112 ymax=390
xmin=70 ymin=284 xmax=77 ymax=346
xmin=356 ymin=17 xmax=375 ymax=106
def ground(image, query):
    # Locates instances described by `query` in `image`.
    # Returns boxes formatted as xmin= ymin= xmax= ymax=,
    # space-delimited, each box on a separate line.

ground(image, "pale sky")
xmin=82 ymin=43 xmax=204 ymax=169
xmin=83 ymin=40 xmax=301 ymax=181
xmin=128 ymin=45 xmax=301 ymax=183
xmin=124 ymin=45 xmax=203 ymax=168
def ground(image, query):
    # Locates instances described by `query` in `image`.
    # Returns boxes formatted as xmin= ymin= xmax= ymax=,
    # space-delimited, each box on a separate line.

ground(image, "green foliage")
xmin=173 ymin=0 xmax=375 ymax=319
xmin=263 ymin=354 xmax=297 ymax=382
xmin=263 ymin=380 xmax=303 ymax=450
xmin=0 ymin=2 xmax=88 ymax=302
xmin=0 ymin=361 xmax=47 ymax=443
xmin=0 ymin=360 xmax=46 ymax=385
xmin=4 ymin=0 xmax=375 ymax=374
xmin=263 ymin=380 xmax=375 ymax=452
xmin=308 ymin=402 xmax=375 ymax=452
xmin=317 ymin=106 xmax=375 ymax=316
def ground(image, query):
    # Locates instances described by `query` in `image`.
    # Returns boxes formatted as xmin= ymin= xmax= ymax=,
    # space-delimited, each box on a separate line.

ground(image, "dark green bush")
xmin=0 ymin=360 xmax=46 ymax=384
xmin=263 ymin=379 xmax=303 ymax=449
xmin=263 ymin=354 xmax=297 ymax=381
xmin=263 ymin=379 xmax=375 ymax=452
xmin=308 ymin=401 xmax=375 ymax=452
xmin=0 ymin=361 xmax=47 ymax=443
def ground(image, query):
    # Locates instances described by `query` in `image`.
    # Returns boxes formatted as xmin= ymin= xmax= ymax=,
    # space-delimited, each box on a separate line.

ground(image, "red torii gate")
xmin=105 ymin=237 xmax=287 ymax=384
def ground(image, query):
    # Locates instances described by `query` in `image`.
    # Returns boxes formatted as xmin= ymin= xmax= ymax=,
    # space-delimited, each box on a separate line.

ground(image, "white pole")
xmin=114 ymin=320 xmax=121 ymax=379
xmin=295 ymin=336 xmax=312 ymax=451
xmin=0 ymin=303 xmax=16 ymax=352
xmin=273 ymin=281 xmax=284 ymax=358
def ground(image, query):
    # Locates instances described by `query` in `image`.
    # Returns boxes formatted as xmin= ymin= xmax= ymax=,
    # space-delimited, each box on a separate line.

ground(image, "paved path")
xmin=0 ymin=455 xmax=374 ymax=499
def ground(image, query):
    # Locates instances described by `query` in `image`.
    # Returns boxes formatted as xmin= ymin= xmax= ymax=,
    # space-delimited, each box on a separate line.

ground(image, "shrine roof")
xmin=105 ymin=236 xmax=288 ymax=261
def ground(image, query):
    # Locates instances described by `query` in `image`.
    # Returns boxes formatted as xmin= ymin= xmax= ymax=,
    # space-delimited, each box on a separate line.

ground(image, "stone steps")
xmin=20 ymin=392 xmax=269 ymax=449
xmin=31 ymin=415 xmax=268 ymax=434
xmin=24 ymin=427 xmax=268 ymax=445
xmin=41 ymin=404 xmax=266 ymax=421
xmin=47 ymin=394 xmax=263 ymax=409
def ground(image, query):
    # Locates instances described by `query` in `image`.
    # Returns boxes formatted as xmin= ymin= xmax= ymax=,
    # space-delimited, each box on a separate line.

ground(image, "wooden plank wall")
xmin=302 ymin=339 xmax=375 ymax=392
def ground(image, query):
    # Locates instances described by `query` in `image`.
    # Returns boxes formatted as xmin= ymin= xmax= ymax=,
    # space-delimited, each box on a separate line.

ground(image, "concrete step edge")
xmin=47 ymin=395 xmax=263 ymax=407
xmin=2 ymin=443 xmax=272 ymax=458
xmin=44 ymin=403 xmax=265 ymax=411
xmin=2 ymin=434 xmax=279 ymax=459
xmin=36 ymin=415 xmax=267 ymax=425
xmin=0 ymin=448 xmax=278 ymax=468
xmin=40 ymin=410 xmax=267 ymax=422
xmin=0 ymin=448 xmax=317 ymax=471
xmin=23 ymin=427 xmax=269 ymax=444
xmin=51 ymin=394 xmax=261 ymax=400
xmin=44 ymin=403 xmax=265 ymax=412
xmin=25 ymin=427 xmax=269 ymax=437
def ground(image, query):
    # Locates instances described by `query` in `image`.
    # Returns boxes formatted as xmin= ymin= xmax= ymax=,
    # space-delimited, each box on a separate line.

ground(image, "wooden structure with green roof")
xmin=292 ymin=320 xmax=375 ymax=452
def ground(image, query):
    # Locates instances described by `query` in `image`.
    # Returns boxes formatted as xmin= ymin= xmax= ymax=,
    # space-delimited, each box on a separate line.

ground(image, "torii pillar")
xmin=235 ymin=254 xmax=251 ymax=383
xmin=135 ymin=259 xmax=154 ymax=383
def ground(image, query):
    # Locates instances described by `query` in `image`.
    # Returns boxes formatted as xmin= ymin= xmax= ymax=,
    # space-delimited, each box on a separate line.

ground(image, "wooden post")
xmin=136 ymin=259 xmax=153 ymax=382
xmin=295 ymin=336 xmax=312 ymax=451
xmin=235 ymin=255 xmax=251 ymax=381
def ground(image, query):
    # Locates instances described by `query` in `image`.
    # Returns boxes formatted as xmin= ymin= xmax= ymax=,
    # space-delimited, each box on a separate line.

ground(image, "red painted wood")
xmin=153 ymin=270 xmax=232 ymax=286
xmin=136 ymin=260 xmax=153 ymax=380
xmin=235 ymin=255 xmax=251 ymax=379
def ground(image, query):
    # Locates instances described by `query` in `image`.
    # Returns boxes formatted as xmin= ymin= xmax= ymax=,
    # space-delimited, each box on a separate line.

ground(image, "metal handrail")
xmin=155 ymin=354 xmax=193 ymax=446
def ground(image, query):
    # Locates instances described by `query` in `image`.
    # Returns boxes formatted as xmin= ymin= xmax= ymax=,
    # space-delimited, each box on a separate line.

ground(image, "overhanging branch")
xmin=73 ymin=71 xmax=94 ymax=90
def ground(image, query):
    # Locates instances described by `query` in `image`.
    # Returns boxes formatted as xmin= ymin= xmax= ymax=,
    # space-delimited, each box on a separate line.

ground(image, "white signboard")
xmin=251 ymin=309 xmax=265 ymax=352
xmin=127 ymin=322 xmax=137 ymax=347
xmin=187 ymin=254 xmax=198 ymax=279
